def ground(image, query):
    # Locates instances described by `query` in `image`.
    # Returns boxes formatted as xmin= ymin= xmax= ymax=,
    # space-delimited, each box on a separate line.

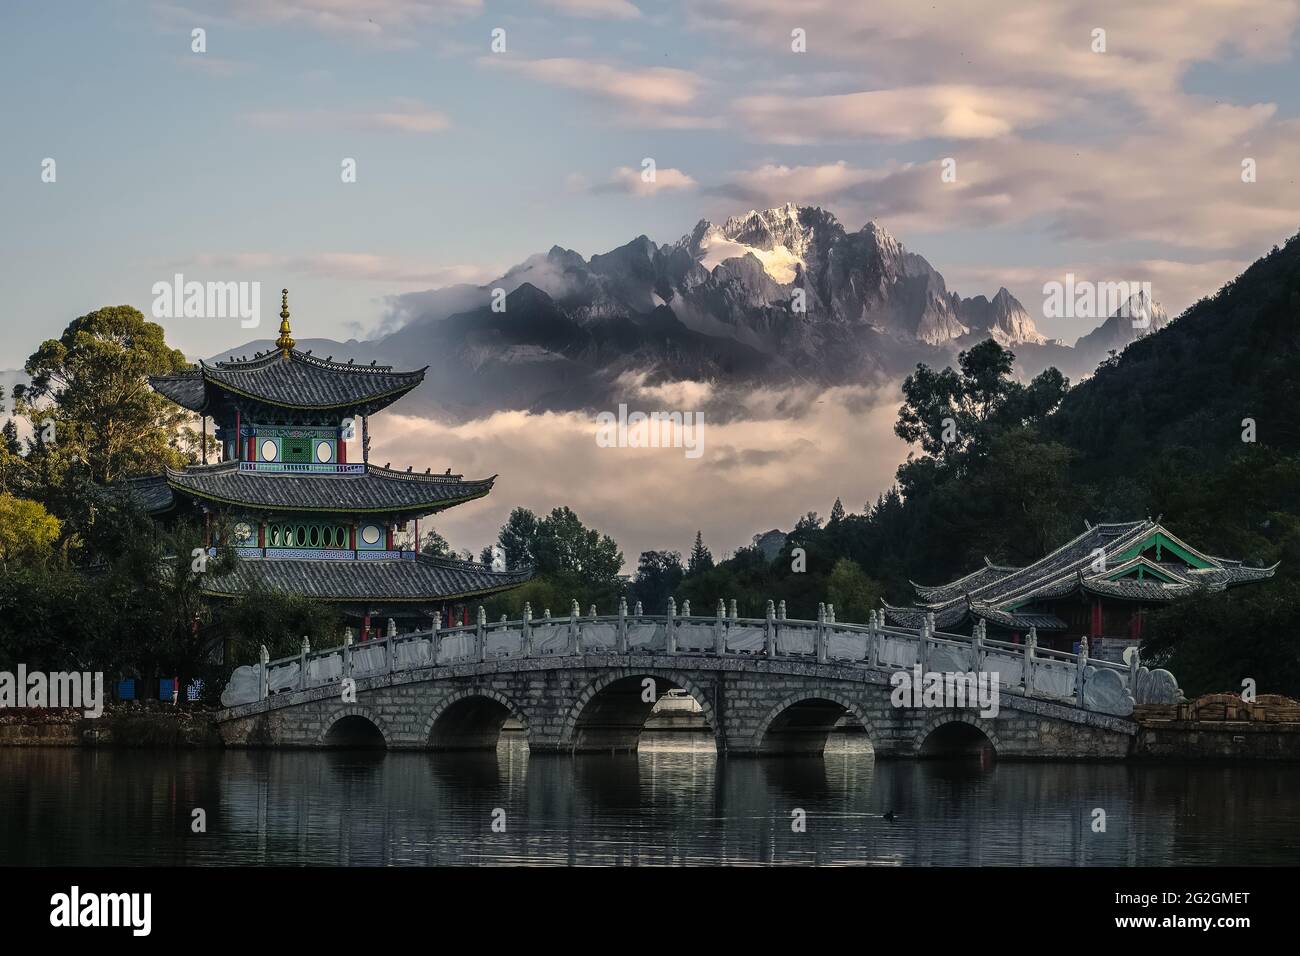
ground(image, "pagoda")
xmin=883 ymin=519 xmax=1277 ymax=661
xmin=128 ymin=290 xmax=530 ymax=638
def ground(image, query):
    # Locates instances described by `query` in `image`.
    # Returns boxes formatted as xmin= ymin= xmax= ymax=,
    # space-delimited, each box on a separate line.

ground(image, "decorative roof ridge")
xmin=367 ymin=466 xmax=495 ymax=486
xmin=203 ymin=350 xmax=426 ymax=378
xmin=416 ymin=553 xmax=532 ymax=578
xmin=1144 ymin=522 xmax=1224 ymax=568
xmin=1099 ymin=553 xmax=1194 ymax=582
xmin=150 ymin=368 xmax=202 ymax=381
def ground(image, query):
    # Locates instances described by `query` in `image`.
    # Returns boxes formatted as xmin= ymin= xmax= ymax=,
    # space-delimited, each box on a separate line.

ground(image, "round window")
xmin=294 ymin=526 xmax=306 ymax=547
xmin=260 ymin=439 xmax=278 ymax=462
xmin=315 ymin=441 xmax=333 ymax=463
xmin=309 ymin=526 xmax=320 ymax=547
xmin=233 ymin=521 xmax=252 ymax=543
xmin=361 ymin=524 xmax=382 ymax=546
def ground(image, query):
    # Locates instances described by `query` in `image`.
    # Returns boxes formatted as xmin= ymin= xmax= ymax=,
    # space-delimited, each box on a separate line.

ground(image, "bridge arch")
xmin=913 ymin=712 xmax=1000 ymax=758
xmin=561 ymin=669 xmax=720 ymax=754
xmin=752 ymin=690 xmax=875 ymax=756
xmin=420 ymin=688 xmax=532 ymax=751
xmin=319 ymin=705 xmax=391 ymax=749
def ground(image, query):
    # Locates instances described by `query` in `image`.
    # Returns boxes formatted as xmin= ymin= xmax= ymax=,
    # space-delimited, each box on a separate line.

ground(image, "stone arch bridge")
xmin=216 ymin=600 xmax=1181 ymax=758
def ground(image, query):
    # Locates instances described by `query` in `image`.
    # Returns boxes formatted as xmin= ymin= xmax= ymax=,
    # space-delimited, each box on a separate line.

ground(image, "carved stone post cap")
xmin=544 ymin=609 xmax=551 ymax=619
xmin=301 ymin=636 xmax=311 ymax=652
xmin=729 ymin=599 xmax=738 ymax=619
xmin=432 ymin=612 xmax=441 ymax=629
xmin=778 ymin=600 xmax=787 ymax=619
xmin=634 ymin=601 xmax=643 ymax=615
xmin=588 ymin=605 xmax=597 ymax=618
xmin=570 ymin=599 xmax=580 ymax=617
xmin=668 ymin=597 xmax=677 ymax=615
xmin=681 ymin=599 xmax=691 ymax=616
xmin=523 ymin=602 xmax=532 ymax=621
xmin=717 ymin=598 xmax=726 ymax=616
xmin=259 ymin=644 xmax=269 ymax=662
xmin=618 ymin=596 xmax=627 ymax=612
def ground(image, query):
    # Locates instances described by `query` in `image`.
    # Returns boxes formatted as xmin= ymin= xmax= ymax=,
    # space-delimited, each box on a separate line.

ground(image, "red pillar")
xmin=1090 ymin=599 xmax=1102 ymax=639
xmin=362 ymin=612 xmax=371 ymax=642
xmin=234 ymin=409 xmax=241 ymax=460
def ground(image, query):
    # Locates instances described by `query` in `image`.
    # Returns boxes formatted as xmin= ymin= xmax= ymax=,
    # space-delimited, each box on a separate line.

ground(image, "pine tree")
xmin=688 ymin=529 xmax=714 ymax=574
xmin=830 ymin=497 xmax=846 ymax=523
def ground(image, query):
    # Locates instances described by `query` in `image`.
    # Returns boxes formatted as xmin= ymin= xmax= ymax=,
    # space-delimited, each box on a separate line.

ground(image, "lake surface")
xmin=2 ymin=735 xmax=1297 ymax=866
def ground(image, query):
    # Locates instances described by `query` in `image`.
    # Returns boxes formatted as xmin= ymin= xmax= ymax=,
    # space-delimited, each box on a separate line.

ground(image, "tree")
xmin=496 ymin=507 xmax=540 ymax=570
xmin=420 ymin=528 xmax=453 ymax=558
xmin=0 ymin=493 xmax=61 ymax=569
xmin=17 ymin=305 xmax=195 ymax=487
xmin=687 ymin=530 xmax=714 ymax=574
xmin=632 ymin=550 xmax=684 ymax=613
xmin=826 ymin=557 xmax=884 ymax=623
xmin=495 ymin=506 xmax=622 ymax=582
xmin=829 ymin=498 xmax=846 ymax=523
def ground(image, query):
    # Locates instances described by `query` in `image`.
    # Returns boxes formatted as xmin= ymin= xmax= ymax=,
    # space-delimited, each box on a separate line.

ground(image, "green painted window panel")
xmin=282 ymin=438 xmax=312 ymax=463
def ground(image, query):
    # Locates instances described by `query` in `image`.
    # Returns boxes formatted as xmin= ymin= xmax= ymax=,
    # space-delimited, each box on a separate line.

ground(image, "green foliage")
xmin=826 ymin=558 xmax=884 ymax=623
xmin=16 ymin=305 xmax=196 ymax=493
xmin=0 ymin=493 xmax=61 ymax=567
xmin=687 ymin=530 xmax=713 ymax=574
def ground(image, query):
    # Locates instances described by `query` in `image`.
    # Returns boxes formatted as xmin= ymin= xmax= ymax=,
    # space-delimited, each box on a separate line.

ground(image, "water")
xmin=2 ymin=735 xmax=1297 ymax=866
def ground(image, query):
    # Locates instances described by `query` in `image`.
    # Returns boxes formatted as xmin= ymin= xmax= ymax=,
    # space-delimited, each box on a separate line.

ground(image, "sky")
xmin=3 ymin=0 xmax=1299 ymax=563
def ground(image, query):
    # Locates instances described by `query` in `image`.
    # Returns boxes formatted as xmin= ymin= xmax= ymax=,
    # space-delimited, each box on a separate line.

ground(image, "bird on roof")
xmin=406 ymin=465 xmax=412 ymax=472
xmin=384 ymin=462 xmax=390 ymax=468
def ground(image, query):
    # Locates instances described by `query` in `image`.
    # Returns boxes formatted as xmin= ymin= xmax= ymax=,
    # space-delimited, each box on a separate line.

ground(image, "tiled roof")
xmin=911 ymin=559 xmax=1020 ymax=603
xmin=149 ymin=349 xmax=426 ymax=413
xmin=162 ymin=462 xmax=494 ymax=515
xmin=121 ymin=473 xmax=176 ymax=513
xmin=884 ymin=520 xmax=1279 ymax=628
xmin=202 ymin=553 xmax=531 ymax=603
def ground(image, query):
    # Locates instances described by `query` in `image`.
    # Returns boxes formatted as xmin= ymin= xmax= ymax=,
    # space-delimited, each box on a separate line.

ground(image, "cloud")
xmin=735 ymin=85 xmax=1063 ymax=144
xmin=242 ymin=103 xmax=450 ymax=133
xmin=483 ymin=56 xmax=702 ymax=108
xmin=369 ymin=384 xmax=906 ymax=566
xmin=170 ymin=252 xmax=493 ymax=286
xmin=226 ymin=0 xmax=481 ymax=44
xmin=539 ymin=0 xmax=642 ymax=19
xmin=595 ymin=165 xmax=698 ymax=196
xmin=711 ymin=104 xmax=1300 ymax=256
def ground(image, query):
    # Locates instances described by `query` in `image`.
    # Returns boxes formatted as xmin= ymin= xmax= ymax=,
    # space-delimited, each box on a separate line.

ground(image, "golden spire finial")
xmin=275 ymin=288 xmax=296 ymax=352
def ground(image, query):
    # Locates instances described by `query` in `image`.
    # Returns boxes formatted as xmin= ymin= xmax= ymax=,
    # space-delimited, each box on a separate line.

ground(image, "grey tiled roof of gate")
xmin=202 ymin=554 xmax=531 ymax=602
xmin=883 ymin=520 xmax=1278 ymax=628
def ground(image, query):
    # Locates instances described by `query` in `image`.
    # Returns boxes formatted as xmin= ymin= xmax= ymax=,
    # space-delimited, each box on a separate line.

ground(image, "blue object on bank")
xmin=159 ymin=678 xmax=175 ymax=700
xmin=117 ymin=679 xmax=135 ymax=701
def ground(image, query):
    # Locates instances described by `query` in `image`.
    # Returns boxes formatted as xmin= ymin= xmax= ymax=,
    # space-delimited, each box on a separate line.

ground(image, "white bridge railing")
xmin=220 ymin=598 xmax=1181 ymax=717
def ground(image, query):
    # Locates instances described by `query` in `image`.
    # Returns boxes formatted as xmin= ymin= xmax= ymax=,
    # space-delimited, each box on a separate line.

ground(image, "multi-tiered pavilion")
xmin=130 ymin=290 xmax=529 ymax=638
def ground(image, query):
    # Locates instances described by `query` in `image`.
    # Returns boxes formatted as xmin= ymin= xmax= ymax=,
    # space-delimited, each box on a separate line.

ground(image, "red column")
xmin=1090 ymin=599 xmax=1102 ymax=638
xmin=362 ymin=612 xmax=371 ymax=642
xmin=234 ymin=409 xmax=241 ymax=460
xmin=338 ymin=435 xmax=347 ymax=464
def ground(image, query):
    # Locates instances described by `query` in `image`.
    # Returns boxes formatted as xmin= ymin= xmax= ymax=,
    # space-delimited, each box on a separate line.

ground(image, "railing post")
xmin=634 ymin=601 xmax=643 ymax=616
xmin=259 ymin=644 xmax=269 ymax=701
xmin=681 ymin=599 xmax=690 ymax=618
xmin=522 ymin=603 xmax=533 ymax=658
xmin=729 ymin=598 xmax=738 ymax=621
xmin=1128 ymin=642 xmax=1140 ymax=694
xmin=569 ymin=599 xmax=580 ymax=654
xmin=715 ymin=599 xmax=726 ymax=655
xmin=827 ymin=603 xmax=835 ymax=624
xmin=920 ymin=612 xmax=934 ymax=673
xmin=817 ymin=603 xmax=828 ymax=664
xmin=477 ymin=606 xmax=487 ymax=663
xmin=666 ymin=598 xmax=677 ymax=655
xmin=765 ymin=600 xmax=776 ymax=657
xmin=1076 ymin=635 xmax=1089 ymax=708
xmin=866 ymin=610 xmax=879 ymax=667
xmin=343 ymin=632 xmax=353 ymax=680
xmin=617 ymin=597 xmax=628 ymax=654
xmin=1024 ymin=627 xmax=1036 ymax=696
xmin=299 ymin=636 xmax=310 ymax=690
xmin=971 ymin=619 xmax=984 ymax=673
xmin=431 ymin=612 xmax=441 ymax=666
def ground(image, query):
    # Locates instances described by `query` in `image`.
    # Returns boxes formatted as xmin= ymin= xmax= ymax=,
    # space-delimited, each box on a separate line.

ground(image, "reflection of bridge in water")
xmin=217 ymin=599 xmax=1182 ymax=758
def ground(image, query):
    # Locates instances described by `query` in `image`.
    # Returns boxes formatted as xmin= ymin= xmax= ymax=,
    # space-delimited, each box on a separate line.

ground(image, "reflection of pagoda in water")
xmin=130 ymin=290 xmax=529 ymax=637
